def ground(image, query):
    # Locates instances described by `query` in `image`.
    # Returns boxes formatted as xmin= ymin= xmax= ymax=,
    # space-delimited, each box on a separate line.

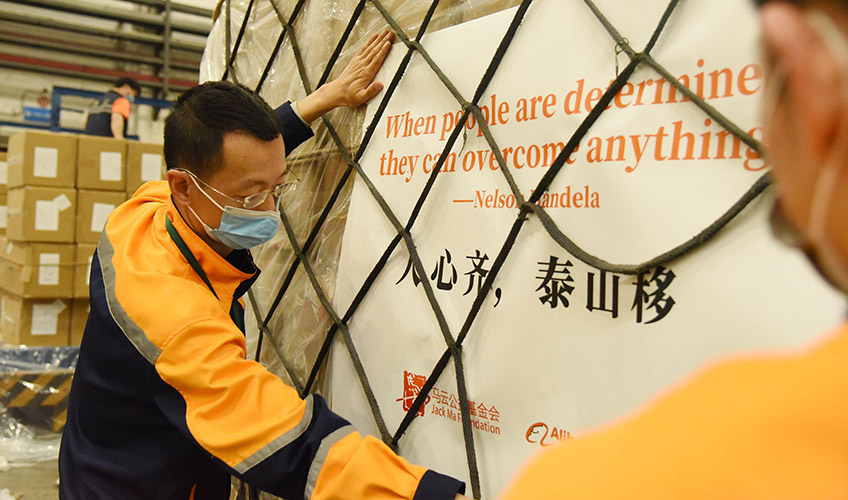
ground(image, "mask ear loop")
xmin=188 ymin=173 xmax=228 ymax=212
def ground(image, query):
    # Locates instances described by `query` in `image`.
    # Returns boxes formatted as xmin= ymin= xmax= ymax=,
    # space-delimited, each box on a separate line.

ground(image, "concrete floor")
xmin=0 ymin=459 xmax=251 ymax=499
xmin=0 ymin=459 xmax=58 ymax=499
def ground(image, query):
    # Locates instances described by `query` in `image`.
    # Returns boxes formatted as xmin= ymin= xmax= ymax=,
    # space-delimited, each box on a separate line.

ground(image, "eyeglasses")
xmin=177 ymin=168 xmax=299 ymax=209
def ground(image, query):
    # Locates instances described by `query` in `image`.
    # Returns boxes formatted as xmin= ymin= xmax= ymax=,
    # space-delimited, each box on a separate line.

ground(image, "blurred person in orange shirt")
xmin=500 ymin=0 xmax=848 ymax=498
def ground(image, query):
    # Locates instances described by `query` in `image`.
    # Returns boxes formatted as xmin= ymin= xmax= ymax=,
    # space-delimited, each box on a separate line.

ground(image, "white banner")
xmin=330 ymin=0 xmax=846 ymax=497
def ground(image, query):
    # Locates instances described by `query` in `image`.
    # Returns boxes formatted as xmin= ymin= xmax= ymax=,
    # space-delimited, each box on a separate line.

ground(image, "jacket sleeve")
xmin=151 ymin=317 xmax=464 ymax=500
xmin=276 ymin=101 xmax=314 ymax=155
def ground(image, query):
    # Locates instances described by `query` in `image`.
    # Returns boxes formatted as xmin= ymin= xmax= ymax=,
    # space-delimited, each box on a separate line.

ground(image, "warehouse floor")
xmin=0 ymin=458 xmax=244 ymax=499
xmin=0 ymin=459 xmax=58 ymax=499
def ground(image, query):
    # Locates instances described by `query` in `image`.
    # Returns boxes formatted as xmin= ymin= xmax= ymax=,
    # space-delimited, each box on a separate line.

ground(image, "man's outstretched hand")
xmin=332 ymin=29 xmax=394 ymax=108
xmin=297 ymin=29 xmax=395 ymax=123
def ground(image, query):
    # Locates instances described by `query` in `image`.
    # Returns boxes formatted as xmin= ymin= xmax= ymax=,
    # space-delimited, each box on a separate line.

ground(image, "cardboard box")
xmin=0 ymin=151 xmax=8 ymax=195
xmin=127 ymin=142 xmax=164 ymax=195
xmin=76 ymin=190 xmax=125 ymax=243
xmin=69 ymin=298 xmax=90 ymax=345
xmin=0 ymin=238 xmax=75 ymax=298
xmin=0 ymin=292 xmax=70 ymax=347
xmin=74 ymin=243 xmax=97 ymax=298
xmin=7 ymin=130 xmax=77 ymax=188
xmin=77 ymin=136 xmax=127 ymax=191
xmin=0 ymin=194 xmax=6 ymax=237
xmin=7 ymin=186 xmax=76 ymax=243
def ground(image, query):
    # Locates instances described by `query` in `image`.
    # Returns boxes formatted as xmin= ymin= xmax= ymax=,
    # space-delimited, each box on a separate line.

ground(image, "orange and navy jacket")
xmin=499 ymin=323 xmax=848 ymax=499
xmin=59 ymin=103 xmax=465 ymax=500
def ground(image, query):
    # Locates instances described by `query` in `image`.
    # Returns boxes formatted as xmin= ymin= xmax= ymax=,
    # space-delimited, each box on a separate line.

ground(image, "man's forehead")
xmin=215 ymin=132 xmax=286 ymax=183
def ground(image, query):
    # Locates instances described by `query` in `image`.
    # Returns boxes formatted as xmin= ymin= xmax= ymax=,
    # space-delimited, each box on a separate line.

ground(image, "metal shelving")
xmin=0 ymin=0 xmax=213 ymax=96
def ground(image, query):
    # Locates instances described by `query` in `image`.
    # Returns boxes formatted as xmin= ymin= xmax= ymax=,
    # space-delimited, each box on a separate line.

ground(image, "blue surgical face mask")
xmin=128 ymin=94 xmax=136 ymax=104
xmin=187 ymin=176 xmax=281 ymax=250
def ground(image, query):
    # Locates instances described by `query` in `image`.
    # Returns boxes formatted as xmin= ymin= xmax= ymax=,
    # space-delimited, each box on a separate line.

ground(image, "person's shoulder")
xmin=500 ymin=325 xmax=848 ymax=500
xmin=112 ymin=96 xmax=131 ymax=118
xmin=100 ymin=198 xmax=235 ymax=349
xmin=108 ymin=180 xmax=168 ymax=225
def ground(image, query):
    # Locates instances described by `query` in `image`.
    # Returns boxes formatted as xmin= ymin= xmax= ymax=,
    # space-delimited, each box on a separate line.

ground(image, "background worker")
xmin=499 ymin=0 xmax=848 ymax=497
xmin=83 ymin=76 xmax=140 ymax=139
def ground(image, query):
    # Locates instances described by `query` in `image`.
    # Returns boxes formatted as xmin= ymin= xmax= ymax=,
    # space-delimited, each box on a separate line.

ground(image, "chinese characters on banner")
xmin=398 ymin=249 xmax=676 ymax=324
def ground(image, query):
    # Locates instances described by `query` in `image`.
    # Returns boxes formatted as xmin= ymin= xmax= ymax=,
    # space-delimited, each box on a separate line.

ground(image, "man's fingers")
xmin=361 ymin=30 xmax=393 ymax=65
xmin=361 ymin=33 xmax=387 ymax=64
xmin=364 ymin=39 xmax=392 ymax=74
xmin=360 ymin=31 xmax=384 ymax=58
xmin=360 ymin=31 xmax=381 ymax=55
xmin=347 ymin=31 xmax=380 ymax=70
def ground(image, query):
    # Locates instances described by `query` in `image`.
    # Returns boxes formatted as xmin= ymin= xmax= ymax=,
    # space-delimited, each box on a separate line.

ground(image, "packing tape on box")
xmin=0 ymin=251 xmax=94 ymax=286
xmin=0 ymin=253 xmax=92 ymax=268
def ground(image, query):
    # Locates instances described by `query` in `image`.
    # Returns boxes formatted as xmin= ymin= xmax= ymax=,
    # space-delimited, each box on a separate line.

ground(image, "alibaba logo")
xmin=525 ymin=422 xmax=554 ymax=446
xmin=525 ymin=422 xmax=572 ymax=446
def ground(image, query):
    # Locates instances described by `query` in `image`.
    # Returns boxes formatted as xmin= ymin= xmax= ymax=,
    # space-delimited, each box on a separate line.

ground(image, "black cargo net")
xmin=221 ymin=0 xmax=768 ymax=497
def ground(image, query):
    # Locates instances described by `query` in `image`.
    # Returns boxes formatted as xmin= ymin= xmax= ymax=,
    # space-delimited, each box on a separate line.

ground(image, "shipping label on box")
xmin=77 ymin=136 xmax=127 ymax=191
xmin=126 ymin=142 xmax=164 ymax=195
xmin=69 ymin=298 xmax=90 ymax=345
xmin=6 ymin=187 xmax=77 ymax=243
xmin=0 ymin=237 xmax=75 ymax=298
xmin=75 ymin=190 xmax=126 ymax=244
xmin=74 ymin=243 xmax=97 ymax=298
xmin=0 ymin=291 xmax=70 ymax=347
xmin=7 ymin=131 xmax=77 ymax=188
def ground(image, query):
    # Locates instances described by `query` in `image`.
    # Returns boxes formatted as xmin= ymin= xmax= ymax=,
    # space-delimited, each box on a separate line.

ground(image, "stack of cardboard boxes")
xmin=0 ymin=130 xmax=164 ymax=347
xmin=0 ymin=150 xmax=7 ymax=236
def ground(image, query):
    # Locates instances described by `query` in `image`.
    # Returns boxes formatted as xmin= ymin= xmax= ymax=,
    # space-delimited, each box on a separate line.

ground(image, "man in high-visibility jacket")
xmin=59 ymin=30 xmax=468 ymax=500
xmin=499 ymin=0 xmax=848 ymax=498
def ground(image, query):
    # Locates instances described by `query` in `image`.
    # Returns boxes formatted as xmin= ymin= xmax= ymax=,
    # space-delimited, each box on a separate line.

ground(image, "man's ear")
xmin=760 ymin=2 xmax=846 ymax=164
xmin=167 ymin=169 xmax=192 ymax=205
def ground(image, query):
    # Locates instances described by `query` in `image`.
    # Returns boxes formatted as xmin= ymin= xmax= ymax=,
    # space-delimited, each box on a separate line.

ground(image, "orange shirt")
xmin=500 ymin=324 xmax=848 ymax=499
xmin=111 ymin=96 xmax=131 ymax=120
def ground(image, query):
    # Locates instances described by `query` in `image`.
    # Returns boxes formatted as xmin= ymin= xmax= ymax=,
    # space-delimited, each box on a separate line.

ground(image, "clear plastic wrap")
xmin=0 ymin=346 xmax=77 ymax=465
xmin=201 ymin=0 xmax=518 ymax=394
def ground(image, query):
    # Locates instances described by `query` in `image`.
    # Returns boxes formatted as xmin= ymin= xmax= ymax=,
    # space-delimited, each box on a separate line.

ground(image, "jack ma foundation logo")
xmin=398 ymin=371 xmax=502 ymax=436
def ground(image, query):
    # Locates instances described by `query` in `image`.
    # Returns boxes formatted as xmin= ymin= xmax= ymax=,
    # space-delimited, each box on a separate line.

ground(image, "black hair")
xmin=163 ymin=80 xmax=282 ymax=177
xmin=115 ymin=77 xmax=141 ymax=95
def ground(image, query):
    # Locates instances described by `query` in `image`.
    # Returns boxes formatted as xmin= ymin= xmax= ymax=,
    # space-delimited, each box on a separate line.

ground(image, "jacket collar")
xmin=165 ymin=197 xmax=257 ymax=301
